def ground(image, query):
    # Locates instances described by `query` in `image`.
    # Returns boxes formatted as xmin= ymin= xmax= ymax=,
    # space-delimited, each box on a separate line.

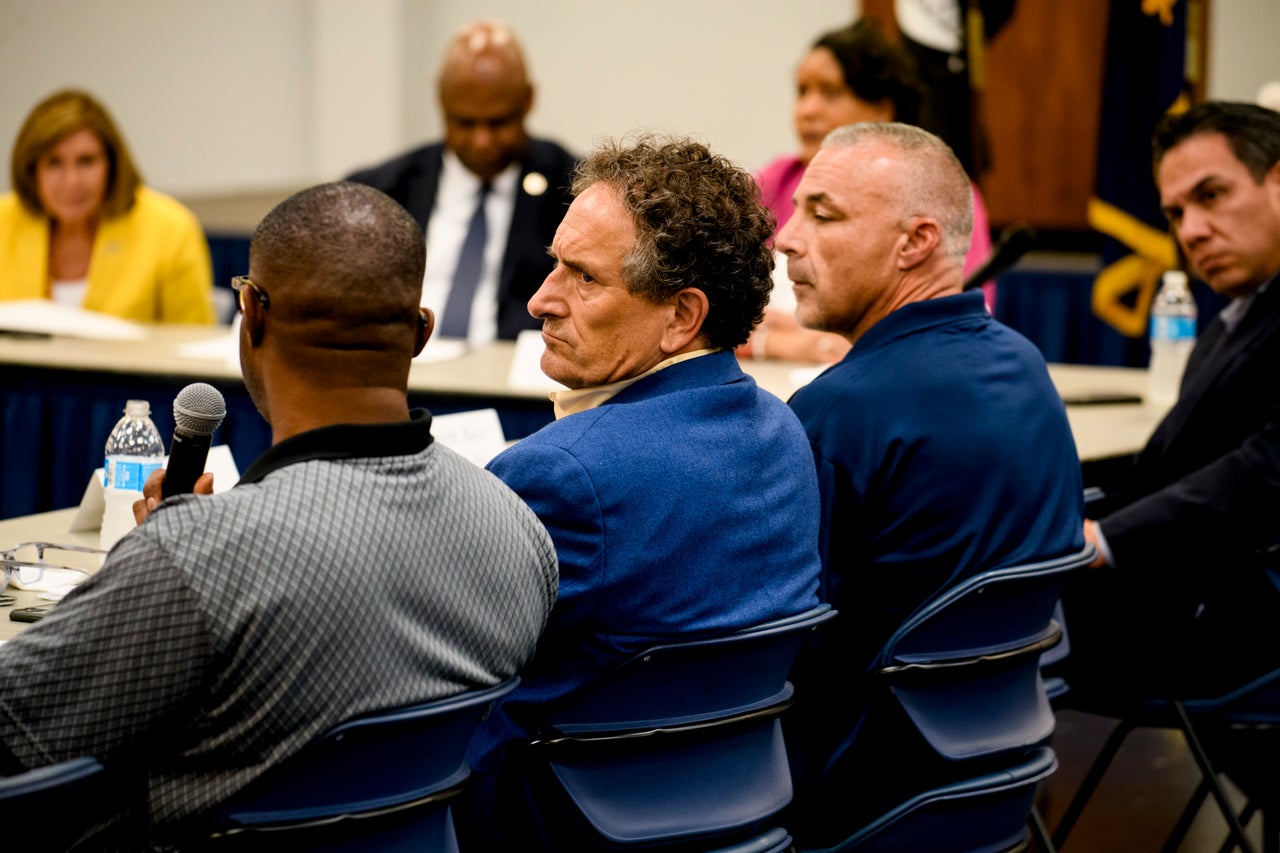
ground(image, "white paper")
xmin=69 ymin=444 xmax=241 ymax=533
xmin=431 ymin=409 xmax=507 ymax=467
xmin=8 ymin=567 xmax=88 ymax=594
xmin=175 ymin=317 xmax=240 ymax=368
xmin=508 ymin=329 xmax=566 ymax=392
xmin=413 ymin=338 xmax=468 ymax=363
xmin=789 ymin=366 xmax=824 ymax=393
xmin=0 ymin=300 xmax=147 ymax=340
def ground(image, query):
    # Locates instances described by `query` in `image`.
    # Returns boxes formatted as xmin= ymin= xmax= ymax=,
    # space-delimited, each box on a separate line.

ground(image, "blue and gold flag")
xmin=1089 ymin=0 xmax=1187 ymax=340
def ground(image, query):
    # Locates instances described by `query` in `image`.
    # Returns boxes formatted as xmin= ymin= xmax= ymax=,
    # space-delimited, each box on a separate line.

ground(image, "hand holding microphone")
xmin=161 ymin=382 xmax=227 ymax=499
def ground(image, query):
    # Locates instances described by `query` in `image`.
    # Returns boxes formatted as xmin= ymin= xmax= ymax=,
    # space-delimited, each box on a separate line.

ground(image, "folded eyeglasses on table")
xmin=1 ymin=542 xmax=107 ymax=599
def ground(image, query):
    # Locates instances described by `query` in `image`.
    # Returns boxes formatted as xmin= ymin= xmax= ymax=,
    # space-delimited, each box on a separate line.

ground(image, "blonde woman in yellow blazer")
xmin=0 ymin=90 xmax=214 ymax=324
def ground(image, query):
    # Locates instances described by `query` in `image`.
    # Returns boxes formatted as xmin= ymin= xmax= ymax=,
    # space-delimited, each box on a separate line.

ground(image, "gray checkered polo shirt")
xmin=0 ymin=410 xmax=558 ymax=846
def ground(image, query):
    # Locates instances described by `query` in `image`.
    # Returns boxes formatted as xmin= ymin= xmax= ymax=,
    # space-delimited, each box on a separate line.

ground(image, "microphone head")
xmin=173 ymin=383 xmax=227 ymax=437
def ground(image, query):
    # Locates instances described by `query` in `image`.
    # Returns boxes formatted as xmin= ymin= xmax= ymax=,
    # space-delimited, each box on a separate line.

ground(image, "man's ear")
xmin=243 ymin=291 xmax=267 ymax=346
xmin=661 ymin=288 xmax=710 ymax=354
xmin=414 ymin=308 xmax=435 ymax=357
xmin=898 ymin=216 xmax=943 ymax=270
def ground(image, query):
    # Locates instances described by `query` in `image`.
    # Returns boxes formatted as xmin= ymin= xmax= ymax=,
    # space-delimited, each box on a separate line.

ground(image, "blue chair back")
xmin=870 ymin=546 xmax=1094 ymax=762
xmin=533 ymin=605 xmax=837 ymax=848
xmin=821 ymin=746 xmax=1059 ymax=853
xmin=208 ymin=678 xmax=518 ymax=851
xmin=0 ymin=756 xmax=106 ymax=848
xmin=1039 ymin=600 xmax=1072 ymax=702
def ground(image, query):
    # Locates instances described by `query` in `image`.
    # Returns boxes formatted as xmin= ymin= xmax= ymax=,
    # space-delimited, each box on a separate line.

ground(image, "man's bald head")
xmin=249 ymin=181 xmax=425 ymax=358
xmin=437 ymin=19 xmax=534 ymax=181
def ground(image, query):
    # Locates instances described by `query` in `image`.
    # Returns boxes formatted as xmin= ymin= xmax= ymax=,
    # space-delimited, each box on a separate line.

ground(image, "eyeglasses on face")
xmin=230 ymin=276 xmax=270 ymax=313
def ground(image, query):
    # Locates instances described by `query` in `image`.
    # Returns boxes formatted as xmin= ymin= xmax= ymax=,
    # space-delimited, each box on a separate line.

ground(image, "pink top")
xmin=756 ymin=154 xmax=996 ymax=311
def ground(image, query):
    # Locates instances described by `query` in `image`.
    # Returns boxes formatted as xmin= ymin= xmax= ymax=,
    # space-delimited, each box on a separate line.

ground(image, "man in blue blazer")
xmin=346 ymin=20 xmax=576 ymax=343
xmin=1070 ymin=102 xmax=1280 ymax=700
xmin=460 ymin=136 xmax=823 ymax=848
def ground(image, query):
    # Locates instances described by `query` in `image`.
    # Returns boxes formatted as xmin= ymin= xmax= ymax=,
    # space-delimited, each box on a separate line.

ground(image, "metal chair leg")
xmin=1172 ymin=701 xmax=1255 ymax=853
xmin=1264 ymin=804 xmax=1276 ymax=853
xmin=1051 ymin=716 xmax=1137 ymax=848
xmin=1162 ymin=779 xmax=1211 ymax=853
xmin=1216 ymin=800 xmax=1259 ymax=853
xmin=1029 ymin=805 xmax=1057 ymax=853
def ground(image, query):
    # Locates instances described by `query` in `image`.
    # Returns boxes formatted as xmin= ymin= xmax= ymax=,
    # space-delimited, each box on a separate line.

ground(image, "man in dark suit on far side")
xmin=347 ymin=18 xmax=577 ymax=345
xmin=1070 ymin=101 xmax=1280 ymax=699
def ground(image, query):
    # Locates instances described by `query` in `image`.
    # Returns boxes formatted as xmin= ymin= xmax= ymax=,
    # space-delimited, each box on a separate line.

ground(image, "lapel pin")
xmin=523 ymin=172 xmax=548 ymax=197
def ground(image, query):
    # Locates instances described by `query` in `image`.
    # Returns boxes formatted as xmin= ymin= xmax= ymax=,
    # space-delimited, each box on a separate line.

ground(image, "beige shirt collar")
xmin=550 ymin=349 xmax=720 ymax=419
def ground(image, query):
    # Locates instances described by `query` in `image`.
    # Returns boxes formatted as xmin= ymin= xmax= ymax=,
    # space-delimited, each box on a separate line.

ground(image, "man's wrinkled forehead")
xmin=797 ymin=144 xmax=897 ymax=207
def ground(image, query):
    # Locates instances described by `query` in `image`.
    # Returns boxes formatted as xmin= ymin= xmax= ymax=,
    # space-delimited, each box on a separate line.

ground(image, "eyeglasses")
xmin=1 ymin=541 xmax=104 ymax=589
xmin=231 ymin=276 xmax=270 ymax=313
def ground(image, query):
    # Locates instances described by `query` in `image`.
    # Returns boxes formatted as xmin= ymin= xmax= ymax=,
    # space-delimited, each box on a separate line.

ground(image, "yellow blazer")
xmin=0 ymin=186 xmax=215 ymax=324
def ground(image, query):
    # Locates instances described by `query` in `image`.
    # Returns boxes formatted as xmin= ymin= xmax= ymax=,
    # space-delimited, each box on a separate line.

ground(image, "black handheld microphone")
xmin=162 ymin=383 xmax=227 ymax=498
xmin=962 ymin=224 xmax=1038 ymax=292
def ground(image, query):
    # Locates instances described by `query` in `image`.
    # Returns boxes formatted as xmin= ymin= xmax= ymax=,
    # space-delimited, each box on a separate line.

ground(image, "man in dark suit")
xmin=1070 ymin=101 xmax=1280 ymax=699
xmin=346 ymin=19 xmax=577 ymax=344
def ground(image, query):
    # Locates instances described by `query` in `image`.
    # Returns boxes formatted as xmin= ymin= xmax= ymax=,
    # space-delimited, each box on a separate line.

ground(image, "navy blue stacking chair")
xmin=797 ymin=546 xmax=1094 ymax=852
xmin=0 ymin=756 xmax=107 ymax=849
xmin=520 ymin=605 xmax=837 ymax=851
xmin=206 ymin=677 xmax=518 ymax=851
xmin=806 ymin=746 xmax=1059 ymax=853
xmin=859 ymin=546 xmax=1093 ymax=764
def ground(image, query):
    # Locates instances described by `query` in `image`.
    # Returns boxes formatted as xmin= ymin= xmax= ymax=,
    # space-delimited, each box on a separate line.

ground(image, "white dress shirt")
xmin=422 ymin=151 xmax=520 ymax=346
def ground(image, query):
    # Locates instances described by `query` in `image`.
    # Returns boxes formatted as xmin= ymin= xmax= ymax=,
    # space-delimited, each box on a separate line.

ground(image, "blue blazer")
xmin=469 ymin=350 xmax=822 ymax=772
xmin=346 ymin=138 xmax=578 ymax=339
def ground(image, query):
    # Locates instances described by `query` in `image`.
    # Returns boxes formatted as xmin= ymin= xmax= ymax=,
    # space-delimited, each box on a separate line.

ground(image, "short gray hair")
xmin=822 ymin=123 xmax=973 ymax=261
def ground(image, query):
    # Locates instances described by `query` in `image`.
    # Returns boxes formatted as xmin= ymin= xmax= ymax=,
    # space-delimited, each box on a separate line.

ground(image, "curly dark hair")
xmin=814 ymin=18 xmax=925 ymax=126
xmin=571 ymin=136 xmax=775 ymax=349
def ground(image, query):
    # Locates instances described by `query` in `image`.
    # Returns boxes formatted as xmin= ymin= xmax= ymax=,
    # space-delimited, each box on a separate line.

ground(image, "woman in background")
xmin=746 ymin=19 xmax=992 ymax=363
xmin=0 ymin=89 xmax=214 ymax=323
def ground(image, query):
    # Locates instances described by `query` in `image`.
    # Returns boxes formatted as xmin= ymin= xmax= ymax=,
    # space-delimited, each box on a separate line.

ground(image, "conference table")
xmin=0 ymin=323 xmax=1169 ymax=637
xmin=0 ymin=323 xmax=1167 ymax=522
xmin=0 ymin=508 xmax=97 ymax=641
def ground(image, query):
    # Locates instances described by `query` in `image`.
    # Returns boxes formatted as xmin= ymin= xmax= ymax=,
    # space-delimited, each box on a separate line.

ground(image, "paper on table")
xmin=432 ymin=409 xmax=507 ymax=467
xmin=8 ymin=567 xmax=87 ymax=597
xmin=508 ymin=329 xmax=566 ymax=393
xmin=0 ymin=300 xmax=147 ymax=340
xmin=789 ymin=366 xmax=823 ymax=393
xmin=69 ymin=444 xmax=241 ymax=533
xmin=176 ymin=316 xmax=239 ymax=368
xmin=414 ymin=338 xmax=469 ymax=363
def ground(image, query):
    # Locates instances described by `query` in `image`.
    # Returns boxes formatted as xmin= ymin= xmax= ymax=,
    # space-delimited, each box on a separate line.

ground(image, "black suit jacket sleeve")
xmin=346 ymin=138 xmax=578 ymax=340
xmin=1099 ymin=284 xmax=1280 ymax=573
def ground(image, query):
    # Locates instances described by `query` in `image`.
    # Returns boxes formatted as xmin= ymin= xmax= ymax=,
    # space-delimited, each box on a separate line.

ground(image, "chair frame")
xmin=208 ymin=677 xmax=519 ymax=844
xmin=1051 ymin=667 xmax=1280 ymax=853
xmin=812 ymin=745 xmax=1060 ymax=853
xmin=527 ymin=605 xmax=838 ymax=849
xmin=807 ymin=546 xmax=1095 ymax=852
xmin=0 ymin=756 xmax=107 ymax=848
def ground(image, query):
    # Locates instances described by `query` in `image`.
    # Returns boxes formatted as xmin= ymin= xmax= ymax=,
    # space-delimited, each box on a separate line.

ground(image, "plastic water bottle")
xmin=1147 ymin=270 xmax=1197 ymax=408
xmin=101 ymin=399 xmax=165 ymax=550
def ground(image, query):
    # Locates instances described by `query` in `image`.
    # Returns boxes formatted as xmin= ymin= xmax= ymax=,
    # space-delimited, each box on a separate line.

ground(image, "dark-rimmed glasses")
xmin=231 ymin=276 xmax=270 ymax=313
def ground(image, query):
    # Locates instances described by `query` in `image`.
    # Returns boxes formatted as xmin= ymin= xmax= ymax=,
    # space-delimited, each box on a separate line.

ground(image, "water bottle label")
xmin=106 ymin=458 xmax=163 ymax=491
xmin=1151 ymin=316 xmax=1196 ymax=342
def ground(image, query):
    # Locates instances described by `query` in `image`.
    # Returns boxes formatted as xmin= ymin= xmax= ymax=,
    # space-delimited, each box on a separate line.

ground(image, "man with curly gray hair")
xmin=460 ymin=135 xmax=823 ymax=848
